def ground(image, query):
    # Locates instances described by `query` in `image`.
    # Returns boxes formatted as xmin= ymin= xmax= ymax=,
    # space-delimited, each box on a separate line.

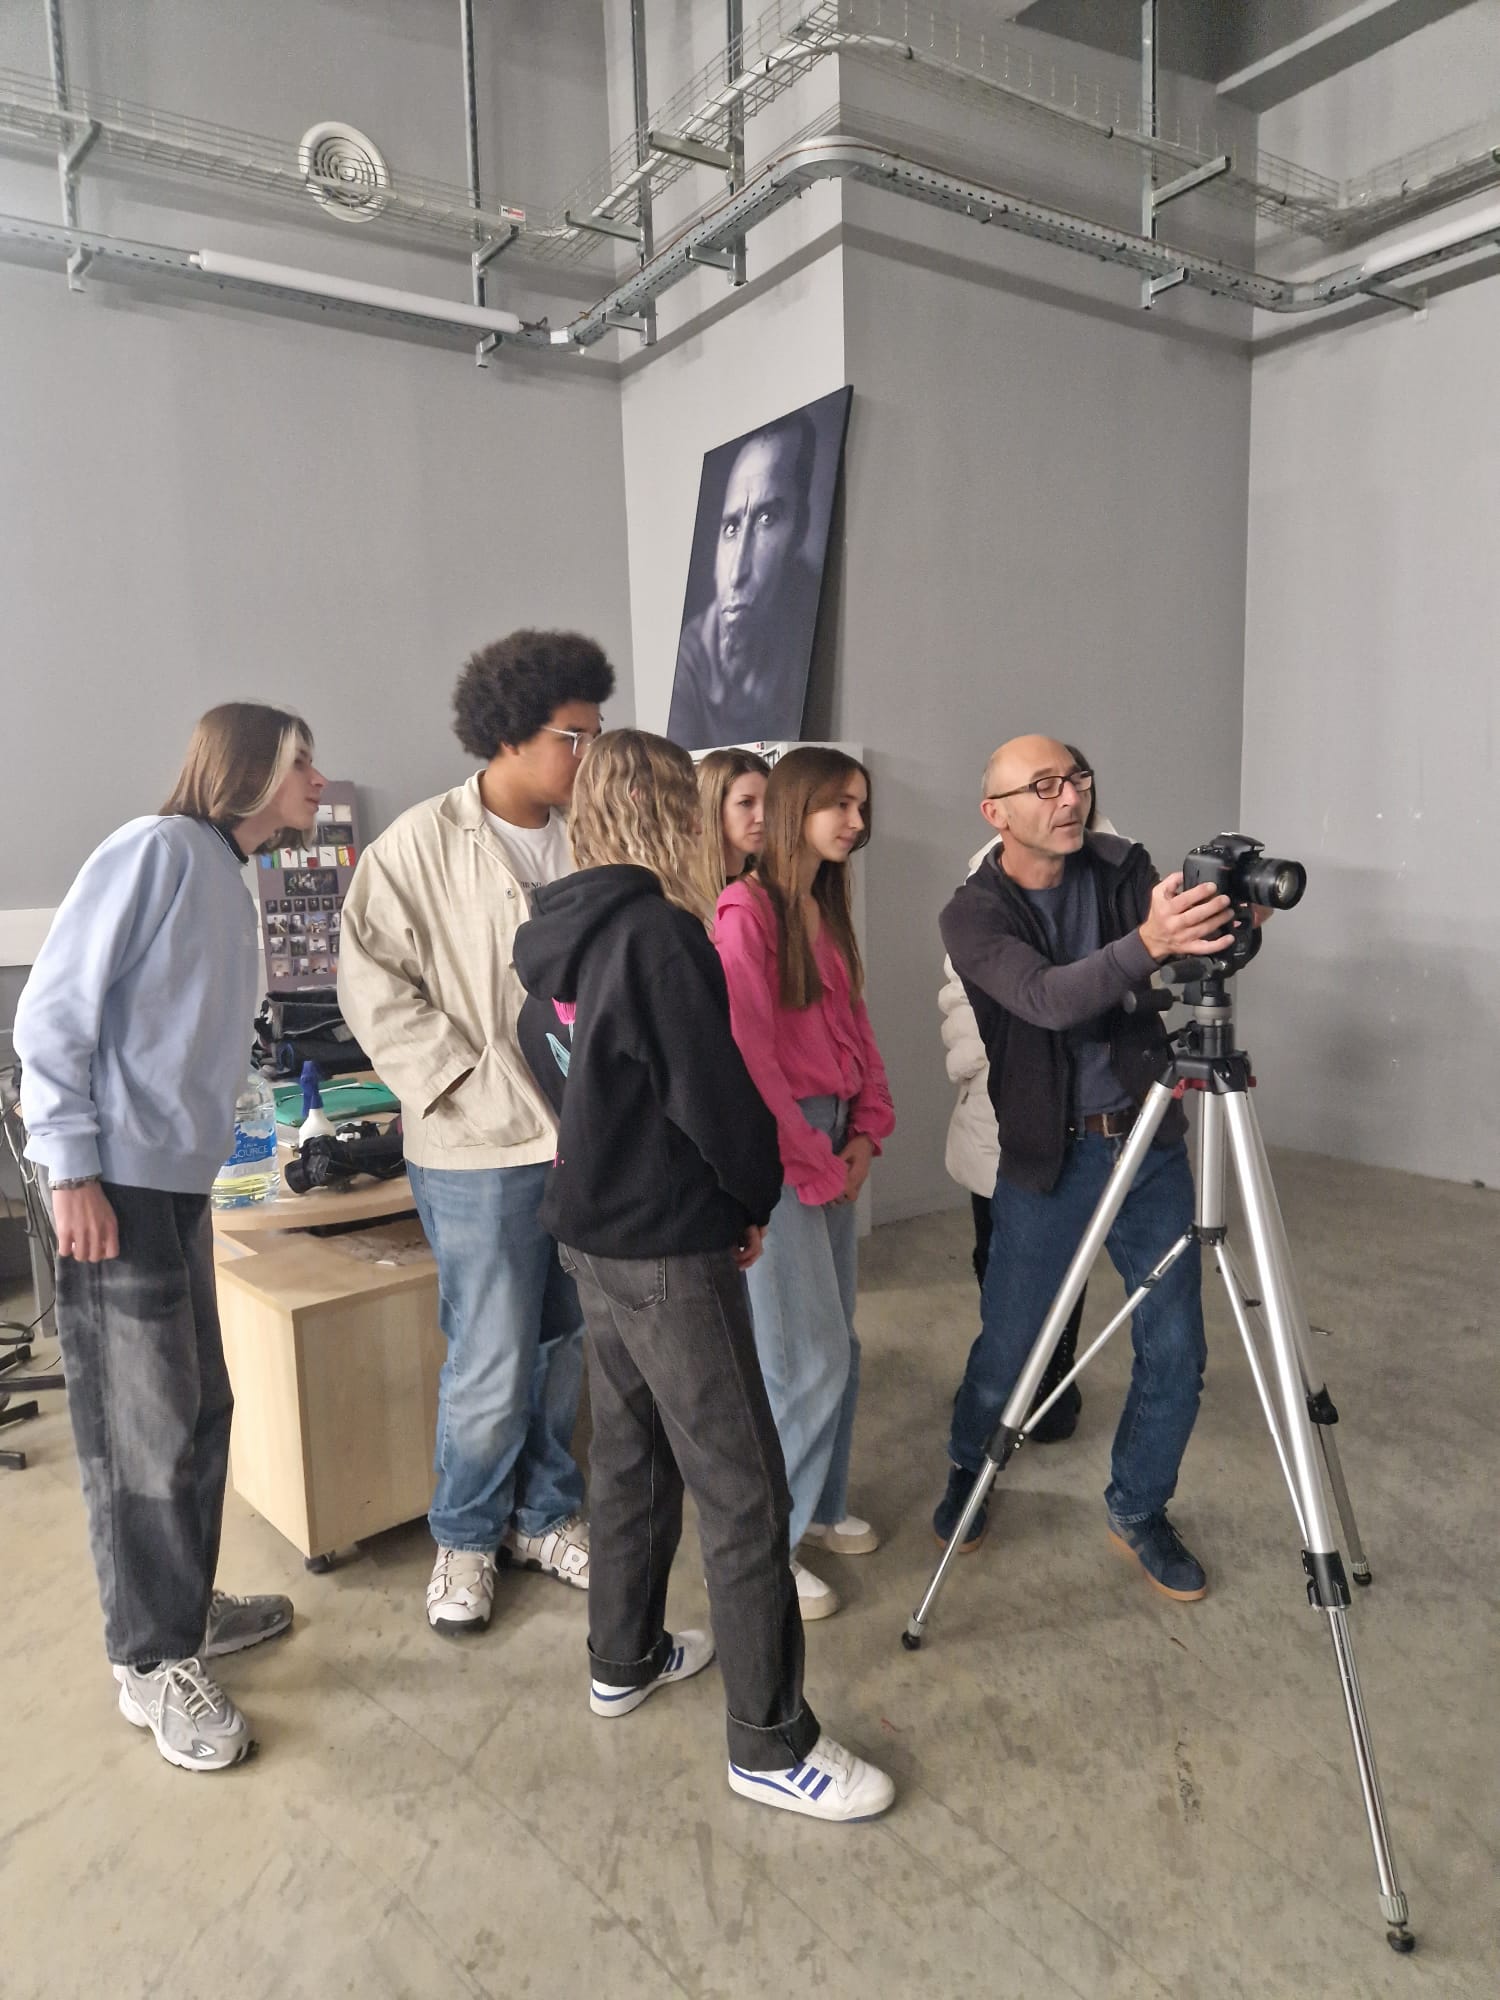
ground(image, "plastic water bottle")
xmin=211 ymin=1070 xmax=279 ymax=1208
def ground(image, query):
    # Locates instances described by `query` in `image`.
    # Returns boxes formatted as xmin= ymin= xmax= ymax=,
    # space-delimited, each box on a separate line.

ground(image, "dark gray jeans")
xmin=52 ymin=1181 xmax=233 ymax=1668
xmin=560 ymin=1243 xmax=819 ymax=1772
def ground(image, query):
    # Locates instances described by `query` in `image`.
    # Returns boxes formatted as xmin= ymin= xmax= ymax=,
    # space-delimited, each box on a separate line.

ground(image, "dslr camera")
xmin=1179 ymin=833 xmax=1306 ymax=979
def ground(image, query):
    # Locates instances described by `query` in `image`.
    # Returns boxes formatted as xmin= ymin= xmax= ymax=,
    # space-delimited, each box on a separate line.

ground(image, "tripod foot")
xmin=1352 ymin=1562 xmax=1373 ymax=1587
xmin=900 ymin=1625 xmax=923 ymax=1652
xmin=1386 ymin=1927 xmax=1416 ymax=1954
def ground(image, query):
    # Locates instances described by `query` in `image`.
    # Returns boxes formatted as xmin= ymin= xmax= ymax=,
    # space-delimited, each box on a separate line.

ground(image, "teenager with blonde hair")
xmin=15 ymin=702 xmax=326 ymax=1771
xmin=692 ymin=747 xmax=770 ymax=908
xmin=713 ymin=747 xmax=894 ymax=1621
xmin=514 ymin=729 xmax=893 ymax=1823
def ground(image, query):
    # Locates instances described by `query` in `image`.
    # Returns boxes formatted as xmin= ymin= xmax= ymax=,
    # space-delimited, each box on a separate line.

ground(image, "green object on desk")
xmin=272 ymin=1079 xmax=398 ymax=1127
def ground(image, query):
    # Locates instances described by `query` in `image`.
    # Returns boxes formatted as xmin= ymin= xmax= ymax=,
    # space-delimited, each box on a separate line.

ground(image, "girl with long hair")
xmin=15 ymin=702 xmax=326 ymax=1772
xmin=713 ymin=747 xmax=894 ymax=1621
xmin=691 ymin=747 xmax=770 ymax=908
xmin=513 ymin=729 xmax=893 ymax=1823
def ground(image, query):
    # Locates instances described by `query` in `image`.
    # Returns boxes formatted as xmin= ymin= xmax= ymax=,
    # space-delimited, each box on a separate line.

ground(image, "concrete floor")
xmin=1 ymin=1149 xmax=1496 ymax=2000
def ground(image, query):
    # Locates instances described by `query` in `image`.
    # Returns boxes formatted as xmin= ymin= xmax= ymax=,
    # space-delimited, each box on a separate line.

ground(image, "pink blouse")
xmin=714 ymin=879 xmax=895 ymax=1206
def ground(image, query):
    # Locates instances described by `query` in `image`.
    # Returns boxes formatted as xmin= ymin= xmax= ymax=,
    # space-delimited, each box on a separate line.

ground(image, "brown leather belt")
xmin=1078 ymin=1108 xmax=1137 ymax=1138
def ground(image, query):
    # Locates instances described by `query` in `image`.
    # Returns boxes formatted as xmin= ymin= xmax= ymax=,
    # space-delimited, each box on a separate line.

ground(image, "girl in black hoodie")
xmin=513 ymin=729 xmax=893 ymax=1823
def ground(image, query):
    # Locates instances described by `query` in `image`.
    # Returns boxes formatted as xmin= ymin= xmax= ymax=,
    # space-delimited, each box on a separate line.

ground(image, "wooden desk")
xmin=214 ymin=1153 xmax=443 ymax=1568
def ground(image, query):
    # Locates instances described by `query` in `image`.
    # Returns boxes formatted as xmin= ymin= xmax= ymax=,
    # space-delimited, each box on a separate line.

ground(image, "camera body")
xmin=1176 ymin=833 xmax=1306 ymax=983
xmin=1181 ymin=832 xmax=1306 ymax=914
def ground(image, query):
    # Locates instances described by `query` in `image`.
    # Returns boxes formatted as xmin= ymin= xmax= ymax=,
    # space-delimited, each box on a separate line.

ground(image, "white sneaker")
xmin=791 ymin=1557 xmax=839 ymax=1619
xmin=114 ymin=1658 xmax=254 ymax=1772
xmin=589 ymin=1629 xmax=715 ymax=1716
xmin=426 ymin=1546 xmax=497 ymax=1636
xmin=801 ymin=1515 xmax=881 ymax=1556
xmin=502 ymin=1512 xmax=590 ymax=1590
xmin=728 ymin=1733 xmax=895 ymax=1822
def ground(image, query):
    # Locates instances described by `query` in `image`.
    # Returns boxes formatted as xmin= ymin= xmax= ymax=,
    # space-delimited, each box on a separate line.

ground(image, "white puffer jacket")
xmin=940 ymin=820 xmax=1117 ymax=1197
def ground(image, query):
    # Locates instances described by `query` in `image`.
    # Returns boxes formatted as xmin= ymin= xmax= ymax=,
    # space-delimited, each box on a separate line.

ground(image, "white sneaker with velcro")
xmin=426 ymin=1546 xmax=497 ymax=1636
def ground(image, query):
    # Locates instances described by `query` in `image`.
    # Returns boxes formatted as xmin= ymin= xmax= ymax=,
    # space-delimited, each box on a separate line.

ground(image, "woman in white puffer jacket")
xmin=938 ymin=756 xmax=1114 ymax=1442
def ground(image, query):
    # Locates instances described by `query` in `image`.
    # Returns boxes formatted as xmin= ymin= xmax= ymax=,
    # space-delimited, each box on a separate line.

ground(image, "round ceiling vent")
xmin=298 ymin=121 xmax=390 ymax=223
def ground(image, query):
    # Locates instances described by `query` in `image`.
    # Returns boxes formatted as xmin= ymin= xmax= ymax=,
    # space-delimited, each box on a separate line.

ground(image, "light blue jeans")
xmin=407 ymin=1160 xmax=586 ymax=1551
xmin=744 ymin=1096 xmax=861 ymax=1549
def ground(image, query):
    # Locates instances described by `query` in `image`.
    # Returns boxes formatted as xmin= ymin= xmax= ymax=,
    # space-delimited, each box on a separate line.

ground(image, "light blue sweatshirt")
xmin=15 ymin=815 xmax=260 ymax=1194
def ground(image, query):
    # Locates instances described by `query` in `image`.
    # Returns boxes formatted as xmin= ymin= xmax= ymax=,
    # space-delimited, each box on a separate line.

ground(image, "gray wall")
xmin=836 ymin=214 xmax=1253 ymax=1221
xmin=0 ymin=0 xmax=634 ymax=917
xmin=815 ymin=41 xmax=1256 ymax=1223
xmin=1240 ymin=3 xmax=1500 ymax=1187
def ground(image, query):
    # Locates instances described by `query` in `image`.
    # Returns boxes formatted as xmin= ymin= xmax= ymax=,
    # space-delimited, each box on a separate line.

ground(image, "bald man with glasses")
xmin=932 ymin=736 xmax=1238 ymax=1602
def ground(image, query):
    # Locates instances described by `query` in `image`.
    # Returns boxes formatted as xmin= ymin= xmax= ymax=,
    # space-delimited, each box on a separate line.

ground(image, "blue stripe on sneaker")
xmin=812 ymin=1773 xmax=833 ymax=1800
xmin=730 ymin=1765 xmax=803 ymax=1798
xmin=798 ymin=1768 xmax=819 ymax=1792
xmin=668 ymin=1647 xmax=682 ymax=1674
xmin=591 ymin=1683 xmax=641 ymax=1703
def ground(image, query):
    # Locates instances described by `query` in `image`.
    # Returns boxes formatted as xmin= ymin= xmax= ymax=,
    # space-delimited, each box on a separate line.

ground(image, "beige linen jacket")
xmin=337 ymin=775 xmax=559 ymax=1171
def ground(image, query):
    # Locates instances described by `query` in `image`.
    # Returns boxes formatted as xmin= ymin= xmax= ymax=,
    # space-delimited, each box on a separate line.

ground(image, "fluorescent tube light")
xmin=1357 ymin=198 xmax=1500 ymax=282
xmin=192 ymin=248 xmax=523 ymax=336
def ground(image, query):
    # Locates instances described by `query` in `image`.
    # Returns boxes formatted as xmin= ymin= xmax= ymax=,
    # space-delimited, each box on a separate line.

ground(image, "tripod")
xmin=903 ymin=975 xmax=1414 ymax=1953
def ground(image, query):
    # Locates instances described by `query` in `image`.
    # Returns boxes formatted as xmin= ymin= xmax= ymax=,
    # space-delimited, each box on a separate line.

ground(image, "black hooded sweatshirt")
xmin=939 ymin=832 xmax=1185 ymax=1195
xmin=512 ymin=864 xmax=782 ymax=1258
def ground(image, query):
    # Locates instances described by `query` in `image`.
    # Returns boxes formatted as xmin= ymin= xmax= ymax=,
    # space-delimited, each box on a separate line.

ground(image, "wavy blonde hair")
xmin=569 ymin=729 xmax=712 ymax=923
xmin=691 ymin=747 xmax=771 ymax=909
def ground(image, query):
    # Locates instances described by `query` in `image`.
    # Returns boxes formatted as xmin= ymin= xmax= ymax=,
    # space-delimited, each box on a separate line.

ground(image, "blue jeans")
xmin=407 ymin=1160 xmax=585 ymax=1550
xmin=949 ymin=1135 xmax=1206 ymax=1524
xmin=744 ymin=1096 xmax=861 ymax=1549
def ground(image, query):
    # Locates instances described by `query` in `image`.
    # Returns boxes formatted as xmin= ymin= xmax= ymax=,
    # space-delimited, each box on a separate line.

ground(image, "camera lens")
xmin=1242 ymin=855 xmax=1306 ymax=910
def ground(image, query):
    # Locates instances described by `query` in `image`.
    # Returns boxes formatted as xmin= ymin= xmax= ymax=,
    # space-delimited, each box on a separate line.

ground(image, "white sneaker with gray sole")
xmin=203 ymin=1589 xmax=294 ymax=1658
xmin=114 ymin=1658 xmax=254 ymax=1772
xmin=426 ymin=1547 xmax=498 ymax=1636
xmin=589 ymin=1629 xmax=715 ymax=1716
xmin=502 ymin=1512 xmax=590 ymax=1590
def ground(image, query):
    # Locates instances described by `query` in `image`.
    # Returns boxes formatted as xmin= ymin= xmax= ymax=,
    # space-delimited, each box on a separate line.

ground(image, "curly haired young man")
xmin=338 ymin=630 xmax=615 ymax=1636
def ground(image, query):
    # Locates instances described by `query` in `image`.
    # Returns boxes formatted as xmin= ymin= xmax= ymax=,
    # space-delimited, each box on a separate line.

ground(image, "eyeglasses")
xmin=987 ymin=768 xmax=1094 ymax=804
xmin=542 ymin=724 xmax=603 ymax=758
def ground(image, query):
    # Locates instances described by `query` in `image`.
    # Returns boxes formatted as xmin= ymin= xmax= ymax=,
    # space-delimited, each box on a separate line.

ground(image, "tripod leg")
xmin=1214 ymin=1244 xmax=1308 ymax=1544
xmin=903 ymin=1459 xmax=1000 ymax=1649
xmin=903 ymin=1086 xmax=1182 ymax=1650
xmin=1315 ymin=1422 xmax=1371 ymax=1585
xmin=1222 ymin=1092 xmax=1413 ymax=1950
xmin=1254 ymin=1213 xmax=1375 ymax=1583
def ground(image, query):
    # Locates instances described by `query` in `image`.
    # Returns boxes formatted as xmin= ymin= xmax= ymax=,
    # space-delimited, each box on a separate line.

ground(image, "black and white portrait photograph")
xmin=667 ymin=385 xmax=852 ymax=752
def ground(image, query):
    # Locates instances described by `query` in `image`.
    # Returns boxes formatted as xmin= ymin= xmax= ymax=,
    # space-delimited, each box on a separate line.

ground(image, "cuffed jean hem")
xmin=726 ymin=1701 xmax=821 ymax=1772
xmin=589 ymin=1634 xmax=673 ymax=1689
xmin=118 ymin=1635 xmax=207 ymax=1670
xmin=1103 ymin=1499 xmax=1169 ymax=1528
xmin=511 ymin=1504 xmax=581 ymax=1538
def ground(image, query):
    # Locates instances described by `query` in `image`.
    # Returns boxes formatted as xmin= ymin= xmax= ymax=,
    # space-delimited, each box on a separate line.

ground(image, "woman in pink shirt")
xmin=714 ymin=748 xmax=894 ymax=1621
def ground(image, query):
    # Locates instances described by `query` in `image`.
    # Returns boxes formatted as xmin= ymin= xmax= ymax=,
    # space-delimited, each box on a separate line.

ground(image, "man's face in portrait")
xmin=713 ymin=431 xmax=803 ymax=672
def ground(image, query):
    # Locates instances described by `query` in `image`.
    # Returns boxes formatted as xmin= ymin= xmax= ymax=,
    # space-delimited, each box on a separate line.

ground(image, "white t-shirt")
xmin=483 ymin=807 xmax=573 ymax=908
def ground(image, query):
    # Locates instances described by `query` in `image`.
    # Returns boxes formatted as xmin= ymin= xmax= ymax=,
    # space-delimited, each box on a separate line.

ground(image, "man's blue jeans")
xmin=407 ymin=1160 xmax=585 ymax=1551
xmin=949 ymin=1135 xmax=1206 ymax=1525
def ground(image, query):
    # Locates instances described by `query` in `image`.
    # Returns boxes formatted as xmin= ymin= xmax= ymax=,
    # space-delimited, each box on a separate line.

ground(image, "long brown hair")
xmin=569 ymin=729 xmax=711 ymax=923
xmin=160 ymin=702 xmax=313 ymax=853
xmin=692 ymin=747 xmax=771 ymax=908
xmin=756 ymin=747 xmax=870 ymax=1009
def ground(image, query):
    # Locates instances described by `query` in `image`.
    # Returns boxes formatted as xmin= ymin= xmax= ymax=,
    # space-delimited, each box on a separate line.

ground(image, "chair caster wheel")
xmin=305 ymin=1553 xmax=334 ymax=1574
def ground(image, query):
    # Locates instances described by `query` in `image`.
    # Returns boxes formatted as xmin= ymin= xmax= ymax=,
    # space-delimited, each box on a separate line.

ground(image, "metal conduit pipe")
xmin=4 ymin=138 xmax=1500 ymax=346
xmin=525 ymin=136 xmax=1500 ymax=347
